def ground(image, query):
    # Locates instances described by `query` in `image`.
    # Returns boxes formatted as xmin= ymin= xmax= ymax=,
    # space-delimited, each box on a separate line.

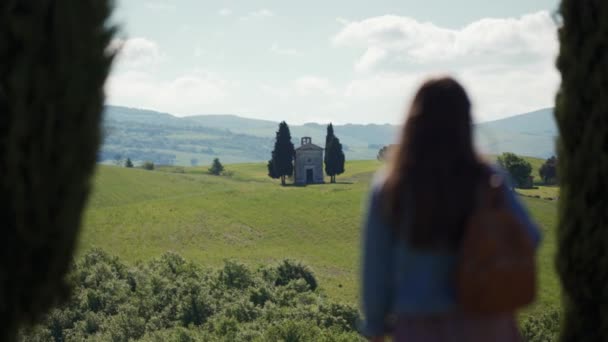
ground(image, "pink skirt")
xmin=393 ymin=312 xmax=522 ymax=342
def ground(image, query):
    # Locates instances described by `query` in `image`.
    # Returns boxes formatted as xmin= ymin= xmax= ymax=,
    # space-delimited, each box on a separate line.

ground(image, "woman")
xmin=361 ymin=77 xmax=541 ymax=341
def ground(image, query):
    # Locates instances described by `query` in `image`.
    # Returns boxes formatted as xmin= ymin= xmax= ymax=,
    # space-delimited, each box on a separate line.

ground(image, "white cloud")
xmin=344 ymin=72 xmax=422 ymax=99
xmin=106 ymin=70 xmax=230 ymax=115
xmin=355 ymin=47 xmax=387 ymax=73
xmin=329 ymin=11 xmax=560 ymax=123
xmin=111 ymin=38 xmax=163 ymax=68
xmin=456 ymin=63 xmax=559 ymax=121
xmin=294 ymin=76 xmax=335 ymax=96
xmin=270 ymin=43 xmax=298 ymax=56
xmin=105 ymin=11 xmax=560 ymax=125
xmin=218 ymin=8 xmax=232 ymax=16
xmin=333 ymin=11 xmax=558 ymax=71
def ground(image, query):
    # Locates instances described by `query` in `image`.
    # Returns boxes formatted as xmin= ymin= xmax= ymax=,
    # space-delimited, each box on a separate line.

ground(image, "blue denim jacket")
xmin=361 ymin=169 xmax=541 ymax=336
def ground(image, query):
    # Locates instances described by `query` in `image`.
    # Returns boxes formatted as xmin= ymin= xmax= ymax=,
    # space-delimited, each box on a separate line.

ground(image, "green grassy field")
xmin=79 ymin=160 xmax=560 ymax=315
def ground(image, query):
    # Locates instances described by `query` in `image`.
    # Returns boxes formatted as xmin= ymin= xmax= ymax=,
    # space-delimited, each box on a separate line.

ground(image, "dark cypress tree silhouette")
xmin=324 ymin=124 xmax=345 ymax=183
xmin=555 ymin=0 xmax=608 ymax=340
xmin=324 ymin=123 xmax=335 ymax=182
xmin=267 ymin=158 xmax=279 ymax=179
xmin=539 ymin=156 xmax=557 ymax=185
xmin=208 ymin=158 xmax=225 ymax=175
xmin=125 ymin=158 xmax=134 ymax=168
xmin=325 ymin=123 xmax=335 ymax=152
xmin=0 ymin=1 xmax=117 ymax=339
xmin=268 ymin=122 xmax=295 ymax=185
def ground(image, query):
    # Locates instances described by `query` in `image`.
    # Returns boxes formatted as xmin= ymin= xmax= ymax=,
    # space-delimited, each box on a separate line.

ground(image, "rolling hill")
xmin=101 ymin=106 xmax=556 ymax=166
xmin=476 ymin=108 xmax=557 ymax=158
xmin=80 ymin=160 xmax=560 ymax=315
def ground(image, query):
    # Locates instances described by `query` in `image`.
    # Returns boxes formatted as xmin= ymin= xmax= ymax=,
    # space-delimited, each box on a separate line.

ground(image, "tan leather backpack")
xmin=456 ymin=172 xmax=537 ymax=314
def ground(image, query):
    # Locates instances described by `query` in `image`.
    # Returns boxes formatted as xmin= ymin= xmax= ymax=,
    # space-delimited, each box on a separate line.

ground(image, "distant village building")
xmin=294 ymin=137 xmax=324 ymax=185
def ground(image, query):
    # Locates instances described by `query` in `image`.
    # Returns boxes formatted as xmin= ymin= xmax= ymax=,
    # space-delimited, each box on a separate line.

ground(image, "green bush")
xmin=273 ymin=259 xmax=318 ymax=291
xmin=208 ymin=158 xmax=225 ymax=176
xmin=521 ymin=307 xmax=562 ymax=342
xmin=497 ymin=152 xmax=533 ymax=188
xmin=20 ymin=250 xmax=364 ymax=341
xmin=142 ymin=161 xmax=155 ymax=171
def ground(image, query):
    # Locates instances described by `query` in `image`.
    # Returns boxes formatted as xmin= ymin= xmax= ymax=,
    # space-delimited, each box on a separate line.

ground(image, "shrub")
xmin=208 ymin=158 xmax=224 ymax=176
xmin=20 ymin=251 xmax=364 ymax=341
xmin=497 ymin=152 xmax=533 ymax=188
xmin=142 ymin=162 xmax=155 ymax=171
xmin=274 ymin=260 xmax=318 ymax=291
xmin=520 ymin=307 xmax=562 ymax=342
xmin=218 ymin=261 xmax=254 ymax=290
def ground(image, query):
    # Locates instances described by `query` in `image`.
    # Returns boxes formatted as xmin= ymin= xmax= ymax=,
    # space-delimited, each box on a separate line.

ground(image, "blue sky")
xmin=107 ymin=0 xmax=561 ymax=124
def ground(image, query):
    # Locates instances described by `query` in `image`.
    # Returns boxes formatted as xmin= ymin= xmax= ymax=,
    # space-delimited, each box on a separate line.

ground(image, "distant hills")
xmin=476 ymin=108 xmax=557 ymax=158
xmin=101 ymin=106 xmax=556 ymax=166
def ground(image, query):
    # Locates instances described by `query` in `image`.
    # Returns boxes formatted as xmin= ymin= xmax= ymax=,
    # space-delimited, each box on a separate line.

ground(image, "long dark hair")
xmin=382 ymin=77 xmax=485 ymax=251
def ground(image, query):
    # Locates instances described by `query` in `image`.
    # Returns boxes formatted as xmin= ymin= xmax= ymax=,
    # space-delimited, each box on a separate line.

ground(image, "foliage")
xmin=125 ymin=158 xmax=134 ymax=168
xmin=325 ymin=123 xmax=335 ymax=151
xmin=208 ymin=158 xmax=225 ymax=176
xmin=268 ymin=121 xmax=295 ymax=185
xmin=539 ymin=156 xmax=557 ymax=185
xmin=377 ymin=146 xmax=388 ymax=161
xmin=324 ymin=124 xmax=346 ymax=183
xmin=555 ymin=0 xmax=608 ymax=340
xmin=0 ymin=1 xmax=116 ymax=340
xmin=20 ymin=250 xmax=364 ymax=341
xmin=142 ymin=161 xmax=155 ymax=171
xmin=520 ymin=307 xmax=562 ymax=342
xmin=497 ymin=152 xmax=533 ymax=188
xmin=267 ymin=159 xmax=279 ymax=179
xmin=271 ymin=260 xmax=318 ymax=291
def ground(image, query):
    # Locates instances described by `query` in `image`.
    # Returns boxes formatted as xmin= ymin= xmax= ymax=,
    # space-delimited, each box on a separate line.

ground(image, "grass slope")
xmin=80 ymin=160 xmax=560 ymax=314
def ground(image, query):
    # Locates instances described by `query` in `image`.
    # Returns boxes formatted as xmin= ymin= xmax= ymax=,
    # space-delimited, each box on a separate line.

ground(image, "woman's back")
xmin=362 ymin=171 xmax=540 ymax=340
xmin=360 ymin=77 xmax=541 ymax=341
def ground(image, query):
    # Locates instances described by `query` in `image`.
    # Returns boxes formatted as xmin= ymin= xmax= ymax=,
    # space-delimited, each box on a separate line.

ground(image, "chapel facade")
xmin=294 ymin=137 xmax=324 ymax=185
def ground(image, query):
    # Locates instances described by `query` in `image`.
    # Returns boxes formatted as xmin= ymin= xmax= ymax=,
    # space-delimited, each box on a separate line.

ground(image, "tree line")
xmin=378 ymin=145 xmax=558 ymax=190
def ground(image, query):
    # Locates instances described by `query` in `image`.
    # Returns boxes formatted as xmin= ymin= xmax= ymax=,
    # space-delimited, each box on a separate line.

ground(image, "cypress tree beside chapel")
xmin=555 ymin=0 xmax=608 ymax=340
xmin=268 ymin=121 xmax=295 ymax=185
xmin=324 ymin=123 xmax=335 ymax=177
xmin=0 ymin=1 xmax=117 ymax=340
xmin=324 ymin=123 xmax=345 ymax=183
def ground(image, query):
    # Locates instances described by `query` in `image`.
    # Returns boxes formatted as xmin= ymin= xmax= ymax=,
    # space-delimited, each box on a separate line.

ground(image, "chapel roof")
xmin=296 ymin=143 xmax=323 ymax=151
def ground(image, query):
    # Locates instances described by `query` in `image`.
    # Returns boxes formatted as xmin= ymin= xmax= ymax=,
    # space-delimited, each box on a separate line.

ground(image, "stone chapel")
xmin=294 ymin=137 xmax=324 ymax=185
